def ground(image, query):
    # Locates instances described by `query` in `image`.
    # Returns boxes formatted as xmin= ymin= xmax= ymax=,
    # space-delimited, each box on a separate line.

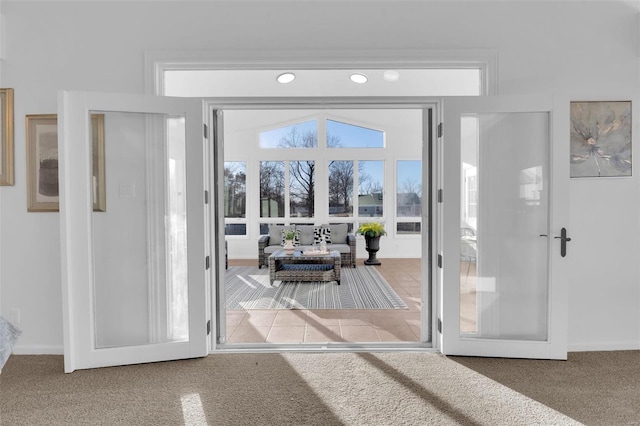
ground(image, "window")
xmin=260 ymin=161 xmax=285 ymax=218
xmin=396 ymin=160 xmax=422 ymax=235
xmin=258 ymin=119 xmax=391 ymax=225
xmin=259 ymin=120 xmax=317 ymax=148
xmin=328 ymin=160 xmax=354 ymax=217
xmin=290 ymin=161 xmax=315 ymax=218
xmin=224 ymin=161 xmax=247 ymax=236
xmin=327 ymin=119 xmax=384 ymax=148
xmin=358 ymin=161 xmax=384 ymax=217
xmin=230 ymin=112 xmax=428 ymax=240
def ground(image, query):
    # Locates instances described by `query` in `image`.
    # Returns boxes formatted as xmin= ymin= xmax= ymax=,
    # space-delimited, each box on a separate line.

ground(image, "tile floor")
xmin=224 ymin=258 xmax=425 ymax=344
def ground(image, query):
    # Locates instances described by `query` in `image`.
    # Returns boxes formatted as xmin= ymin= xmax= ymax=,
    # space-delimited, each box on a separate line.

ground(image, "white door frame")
xmin=144 ymin=50 xmax=496 ymax=354
xmin=202 ymin=97 xmax=439 ymax=352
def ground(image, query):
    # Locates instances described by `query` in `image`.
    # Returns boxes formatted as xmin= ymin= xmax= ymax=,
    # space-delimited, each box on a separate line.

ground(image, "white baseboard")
xmin=569 ymin=341 xmax=640 ymax=352
xmin=12 ymin=345 xmax=64 ymax=355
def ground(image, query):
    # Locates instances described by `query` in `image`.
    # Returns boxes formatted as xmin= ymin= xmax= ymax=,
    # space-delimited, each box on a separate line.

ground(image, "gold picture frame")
xmin=0 ymin=88 xmax=15 ymax=186
xmin=26 ymin=114 xmax=106 ymax=212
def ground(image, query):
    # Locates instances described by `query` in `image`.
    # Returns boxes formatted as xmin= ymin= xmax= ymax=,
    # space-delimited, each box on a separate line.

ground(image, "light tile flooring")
xmin=225 ymin=258 xmax=425 ymax=344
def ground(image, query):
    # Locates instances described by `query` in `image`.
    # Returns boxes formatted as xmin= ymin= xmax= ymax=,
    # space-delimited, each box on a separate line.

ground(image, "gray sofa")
xmin=258 ymin=224 xmax=356 ymax=268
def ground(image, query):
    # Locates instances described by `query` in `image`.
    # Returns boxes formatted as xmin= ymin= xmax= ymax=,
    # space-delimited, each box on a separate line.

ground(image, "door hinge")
xmin=205 ymin=255 xmax=210 ymax=270
xmin=204 ymin=123 xmax=209 ymax=139
xmin=437 ymin=123 xmax=443 ymax=138
xmin=437 ymin=189 xmax=443 ymax=203
xmin=437 ymin=318 xmax=442 ymax=333
xmin=207 ymin=320 xmax=211 ymax=335
xmin=437 ymin=253 xmax=443 ymax=268
xmin=204 ymin=190 xmax=209 ymax=204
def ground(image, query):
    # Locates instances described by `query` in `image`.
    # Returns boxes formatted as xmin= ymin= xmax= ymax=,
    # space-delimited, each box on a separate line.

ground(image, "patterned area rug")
xmin=225 ymin=266 xmax=408 ymax=310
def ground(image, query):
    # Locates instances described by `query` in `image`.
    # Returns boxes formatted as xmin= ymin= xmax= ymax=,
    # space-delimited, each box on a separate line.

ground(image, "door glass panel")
xmin=460 ymin=112 xmax=549 ymax=341
xmin=92 ymin=111 xmax=188 ymax=349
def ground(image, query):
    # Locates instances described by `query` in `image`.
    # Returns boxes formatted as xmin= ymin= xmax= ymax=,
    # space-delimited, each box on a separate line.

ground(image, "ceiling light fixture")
xmin=383 ymin=70 xmax=400 ymax=82
xmin=277 ymin=72 xmax=296 ymax=84
xmin=349 ymin=73 xmax=368 ymax=84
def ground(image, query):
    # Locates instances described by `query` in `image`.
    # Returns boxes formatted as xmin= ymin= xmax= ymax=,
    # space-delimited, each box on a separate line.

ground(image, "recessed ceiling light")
xmin=350 ymin=73 xmax=368 ymax=84
xmin=383 ymin=70 xmax=400 ymax=82
xmin=277 ymin=72 xmax=296 ymax=84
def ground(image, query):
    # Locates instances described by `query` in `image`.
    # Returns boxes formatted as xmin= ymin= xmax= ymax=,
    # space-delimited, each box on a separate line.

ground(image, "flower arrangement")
xmin=357 ymin=222 xmax=387 ymax=238
xmin=283 ymin=229 xmax=296 ymax=241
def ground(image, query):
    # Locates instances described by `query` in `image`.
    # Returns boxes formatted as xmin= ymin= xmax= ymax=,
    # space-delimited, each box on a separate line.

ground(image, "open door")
xmin=211 ymin=109 xmax=227 ymax=345
xmin=58 ymin=91 xmax=208 ymax=372
xmin=441 ymin=95 xmax=569 ymax=359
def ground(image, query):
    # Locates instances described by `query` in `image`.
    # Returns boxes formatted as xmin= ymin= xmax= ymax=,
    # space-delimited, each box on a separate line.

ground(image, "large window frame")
xmin=253 ymin=115 xmax=394 ymax=233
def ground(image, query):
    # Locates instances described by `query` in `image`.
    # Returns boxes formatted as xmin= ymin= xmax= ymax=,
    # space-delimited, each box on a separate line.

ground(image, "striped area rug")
xmin=225 ymin=265 xmax=408 ymax=310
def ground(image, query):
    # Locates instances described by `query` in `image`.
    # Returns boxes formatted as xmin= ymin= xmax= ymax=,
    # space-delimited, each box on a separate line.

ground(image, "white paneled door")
xmin=441 ymin=96 xmax=569 ymax=359
xmin=58 ymin=91 xmax=207 ymax=372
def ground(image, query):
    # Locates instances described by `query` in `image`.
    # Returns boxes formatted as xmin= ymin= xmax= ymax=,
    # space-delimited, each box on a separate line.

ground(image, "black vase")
xmin=364 ymin=235 xmax=381 ymax=265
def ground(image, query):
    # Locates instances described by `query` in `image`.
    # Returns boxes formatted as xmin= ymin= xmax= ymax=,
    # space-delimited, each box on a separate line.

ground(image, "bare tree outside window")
xmin=277 ymin=126 xmax=318 ymax=149
xmin=258 ymin=120 xmax=386 ymax=221
xmin=224 ymin=161 xmax=246 ymax=218
xmin=260 ymin=161 xmax=284 ymax=217
xmin=259 ymin=120 xmax=317 ymax=149
xmin=277 ymin=126 xmax=317 ymax=218
xmin=290 ymin=161 xmax=314 ymax=218
xmin=329 ymin=160 xmax=354 ymax=217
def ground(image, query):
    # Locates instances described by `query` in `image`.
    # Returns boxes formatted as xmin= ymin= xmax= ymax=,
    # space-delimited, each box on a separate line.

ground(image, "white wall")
xmin=0 ymin=0 xmax=639 ymax=353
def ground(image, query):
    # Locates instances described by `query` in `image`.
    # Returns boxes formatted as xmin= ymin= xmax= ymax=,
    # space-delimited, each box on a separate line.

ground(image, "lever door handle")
xmin=554 ymin=227 xmax=571 ymax=257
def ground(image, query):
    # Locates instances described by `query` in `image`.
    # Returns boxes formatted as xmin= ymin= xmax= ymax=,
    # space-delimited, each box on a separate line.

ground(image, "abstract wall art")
xmin=570 ymin=101 xmax=631 ymax=178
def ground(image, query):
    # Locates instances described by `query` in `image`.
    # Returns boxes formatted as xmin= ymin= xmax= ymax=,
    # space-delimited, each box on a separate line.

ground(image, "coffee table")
xmin=268 ymin=249 xmax=341 ymax=286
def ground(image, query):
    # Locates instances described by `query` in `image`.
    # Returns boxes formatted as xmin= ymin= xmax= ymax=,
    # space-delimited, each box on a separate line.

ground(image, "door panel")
xmin=441 ymin=96 xmax=568 ymax=359
xmin=59 ymin=91 xmax=207 ymax=372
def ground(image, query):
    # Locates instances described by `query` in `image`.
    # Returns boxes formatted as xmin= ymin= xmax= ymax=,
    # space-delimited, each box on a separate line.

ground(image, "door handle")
xmin=554 ymin=227 xmax=571 ymax=257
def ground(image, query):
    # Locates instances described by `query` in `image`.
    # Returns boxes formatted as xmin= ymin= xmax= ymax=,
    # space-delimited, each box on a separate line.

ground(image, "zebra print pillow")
xmin=313 ymin=226 xmax=331 ymax=244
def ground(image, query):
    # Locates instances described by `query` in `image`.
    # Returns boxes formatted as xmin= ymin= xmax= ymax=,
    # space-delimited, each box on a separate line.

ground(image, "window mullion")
xmin=284 ymin=160 xmax=290 ymax=222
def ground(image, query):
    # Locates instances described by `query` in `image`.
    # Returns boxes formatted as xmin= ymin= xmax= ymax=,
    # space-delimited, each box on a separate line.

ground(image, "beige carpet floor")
xmin=0 ymin=352 xmax=579 ymax=425
xmin=453 ymin=350 xmax=640 ymax=426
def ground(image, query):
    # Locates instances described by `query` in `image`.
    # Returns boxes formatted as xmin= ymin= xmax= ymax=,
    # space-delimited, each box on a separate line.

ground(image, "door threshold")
xmin=211 ymin=342 xmax=435 ymax=354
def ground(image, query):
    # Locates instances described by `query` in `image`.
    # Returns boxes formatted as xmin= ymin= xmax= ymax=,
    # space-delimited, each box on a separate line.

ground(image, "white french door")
xmin=440 ymin=95 xmax=569 ymax=359
xmin=58 ymin=91 xmax=208 ymax=372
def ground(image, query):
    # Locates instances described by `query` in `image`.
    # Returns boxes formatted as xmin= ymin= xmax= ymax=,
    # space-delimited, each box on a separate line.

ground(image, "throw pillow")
xmin=281 ymin=229 xmax=301 ymax=246
xmin=313 ymin=226 xmax=332 ymax=244
xmin=268 ymin=225 xmax=284 ymax=245
xmin=296 ymin=225 xmax=315 ymax=246
xmin=329 ymin=223 xmax=348 ymax=244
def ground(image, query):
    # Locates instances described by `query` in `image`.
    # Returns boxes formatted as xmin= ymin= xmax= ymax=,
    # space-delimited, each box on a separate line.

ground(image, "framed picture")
xmin=26 ymin=114 xmax=106 ymax=212
xmin=570 ymin=101 xmax=632 ymax=178
xmin=0 ymin=88 xmax=15 ymax=186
